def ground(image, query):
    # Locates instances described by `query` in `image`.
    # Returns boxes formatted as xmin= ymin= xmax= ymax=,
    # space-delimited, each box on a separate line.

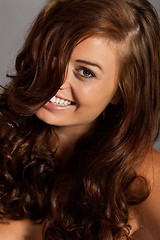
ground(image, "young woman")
xmin=0 ymin=0 xmax=160 ymax=239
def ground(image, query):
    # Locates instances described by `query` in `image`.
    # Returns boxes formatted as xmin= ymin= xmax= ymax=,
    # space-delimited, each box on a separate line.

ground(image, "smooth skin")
xmin=36 ymin=36 xmax=119 ymax=128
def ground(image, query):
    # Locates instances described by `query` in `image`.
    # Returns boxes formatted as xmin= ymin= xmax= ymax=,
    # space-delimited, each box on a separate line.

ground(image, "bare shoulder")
xmin=129 ymin=148 xmax=160 ymax=240
xmin=0 ymin=219 xmax=43 ymax=240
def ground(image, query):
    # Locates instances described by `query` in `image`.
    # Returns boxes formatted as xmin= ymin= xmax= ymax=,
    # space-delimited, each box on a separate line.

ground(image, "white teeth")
xmin=50 ymin=96 xmax=72 ymax=106
xmin=64 ymin=101 xmax=69 ymax=105
xmin=60 ymin=99 xmax=64 ymax=105
xmin=56 ymin=98 xmax=60 ymax=104
xmin=52 ymin=96 xmax=56 ymax=102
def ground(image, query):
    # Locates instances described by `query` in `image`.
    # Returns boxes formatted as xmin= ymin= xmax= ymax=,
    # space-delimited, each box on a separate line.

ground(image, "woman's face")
xmin=36 ymin=36 xmax=119 ymax=128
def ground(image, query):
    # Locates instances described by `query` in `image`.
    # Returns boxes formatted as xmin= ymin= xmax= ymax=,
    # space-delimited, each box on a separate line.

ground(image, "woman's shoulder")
xmin=0 ymin=219 xmax=43 ymax=240
xmin=129 ymin=148 xmax=160 ymax=240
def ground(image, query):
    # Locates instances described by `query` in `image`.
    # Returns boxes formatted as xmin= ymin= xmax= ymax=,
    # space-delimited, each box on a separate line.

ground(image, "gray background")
xmin=0 ymin=0 xmax=160 ymax=151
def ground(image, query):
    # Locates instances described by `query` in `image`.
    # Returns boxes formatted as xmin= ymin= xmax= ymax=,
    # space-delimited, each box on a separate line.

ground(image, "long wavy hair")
xmin=0 ymin=0 xmax=160 ymax=239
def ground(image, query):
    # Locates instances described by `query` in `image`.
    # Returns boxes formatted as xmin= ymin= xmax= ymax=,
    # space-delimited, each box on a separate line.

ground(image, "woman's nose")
xmin=59 ymin=71 xmax=72 ymax=90
xmin=59 ymin=79 xmax=70 ymax=90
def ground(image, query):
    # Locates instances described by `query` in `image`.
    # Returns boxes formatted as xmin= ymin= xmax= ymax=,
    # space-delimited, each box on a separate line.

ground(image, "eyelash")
xmin=75 ymin=66 xmax=96 ymax=79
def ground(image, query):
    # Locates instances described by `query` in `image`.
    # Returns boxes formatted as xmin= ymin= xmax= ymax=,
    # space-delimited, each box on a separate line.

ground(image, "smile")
xmin=50 ymin=96 xmax=75 ymax=106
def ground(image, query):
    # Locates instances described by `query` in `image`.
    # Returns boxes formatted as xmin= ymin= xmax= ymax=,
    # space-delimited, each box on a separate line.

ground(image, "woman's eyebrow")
xmin=75 ymin=60 xmax=102 ymax=71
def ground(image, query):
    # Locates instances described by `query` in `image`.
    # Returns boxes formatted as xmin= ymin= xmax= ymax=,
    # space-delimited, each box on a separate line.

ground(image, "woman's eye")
xmin=77 ymin=67 xmax=95 ymax=78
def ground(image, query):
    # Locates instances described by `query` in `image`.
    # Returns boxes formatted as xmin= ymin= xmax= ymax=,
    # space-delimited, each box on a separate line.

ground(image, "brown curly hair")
xmin=0 ymin=0 xmax=160 ymax=239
